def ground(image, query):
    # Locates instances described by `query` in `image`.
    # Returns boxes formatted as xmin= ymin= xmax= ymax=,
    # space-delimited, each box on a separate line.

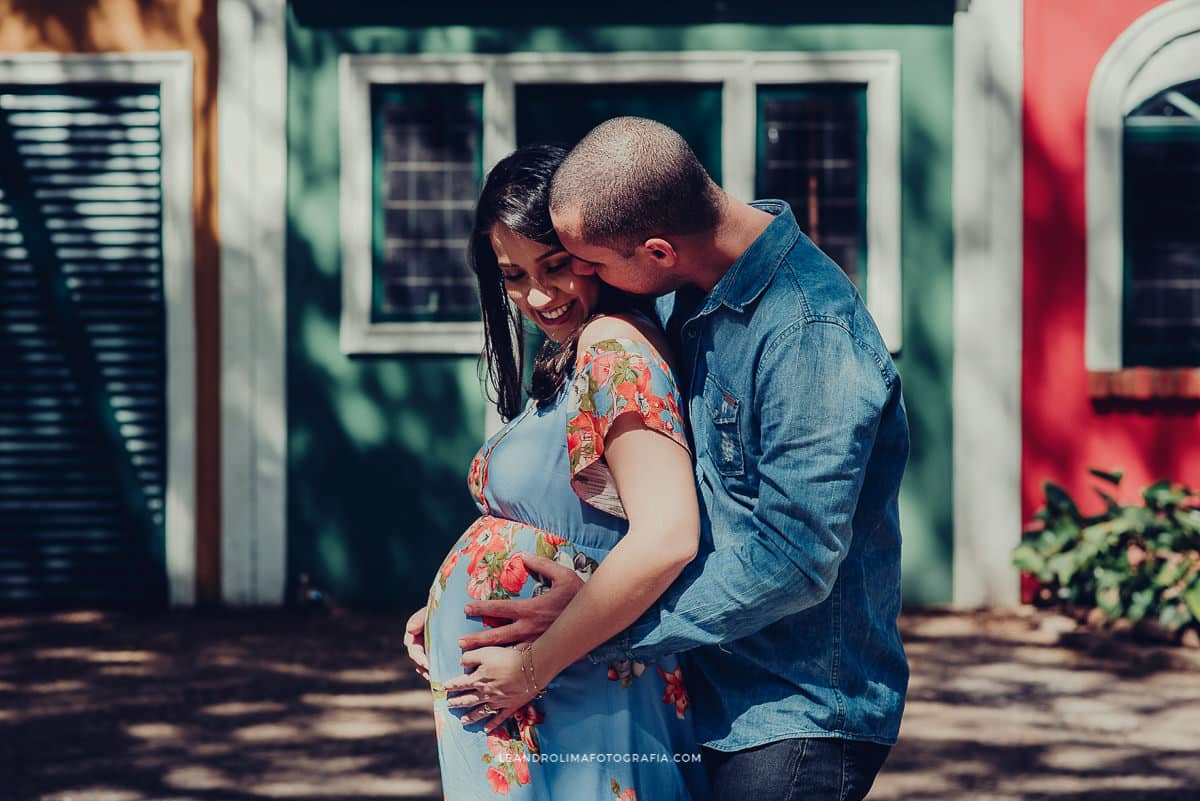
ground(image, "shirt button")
xmin=686 ymin=328 xmax=698 ymax=338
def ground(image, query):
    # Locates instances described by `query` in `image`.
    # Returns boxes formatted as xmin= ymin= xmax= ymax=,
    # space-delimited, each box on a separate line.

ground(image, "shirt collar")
xmin=700 ymin=200 xmax=799 ymax=315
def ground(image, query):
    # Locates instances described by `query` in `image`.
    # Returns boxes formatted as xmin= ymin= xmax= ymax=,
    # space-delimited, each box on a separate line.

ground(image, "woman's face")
xmin=489 ymin=223 xmax=600 ymax=343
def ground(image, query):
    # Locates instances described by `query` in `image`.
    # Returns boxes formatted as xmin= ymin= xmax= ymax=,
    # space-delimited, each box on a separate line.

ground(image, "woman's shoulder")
xmin=578 ymin=312 xmax=675 ymax=364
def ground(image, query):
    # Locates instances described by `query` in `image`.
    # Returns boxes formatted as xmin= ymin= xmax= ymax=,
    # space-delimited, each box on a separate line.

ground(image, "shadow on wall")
xmin=895 ymin=107 xmax=954 ymax=606
xmin=286 ymin=27 xmax=484 ymax=613
xmin=285 ymin=208 xmax=483 ymax=613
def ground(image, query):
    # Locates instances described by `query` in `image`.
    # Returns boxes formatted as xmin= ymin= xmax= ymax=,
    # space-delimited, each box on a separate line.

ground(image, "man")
xmin=407 ymin=117 xmax=909 ymax=801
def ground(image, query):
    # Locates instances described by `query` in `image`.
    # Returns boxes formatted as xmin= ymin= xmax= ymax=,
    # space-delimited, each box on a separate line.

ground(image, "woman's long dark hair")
xmin=470 ymin=145 xmax=652 ymax=420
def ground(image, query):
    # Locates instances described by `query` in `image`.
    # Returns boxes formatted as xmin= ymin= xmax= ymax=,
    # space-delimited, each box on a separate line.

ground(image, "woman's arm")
xmin=530 ymin=411 xmax=699 ymax=675
xmin=443 ymin=338 xmax=698 ymax=730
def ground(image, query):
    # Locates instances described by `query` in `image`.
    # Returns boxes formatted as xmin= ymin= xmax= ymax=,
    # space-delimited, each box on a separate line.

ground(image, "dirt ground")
xmin=2 ymin=607 xmax=1198 ymax=801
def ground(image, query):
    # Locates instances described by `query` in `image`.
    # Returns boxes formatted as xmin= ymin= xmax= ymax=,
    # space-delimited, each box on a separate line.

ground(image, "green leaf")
xmin=536 ymin=536 xmax=558 ymax=560
xmin=1012 ymin=543 xmax=1045 ymax=575
xmin=1036 ymin=522 xmax=1080 ymax=556
xmin=1172 ymin=508 xmax=1200 ymax=536
xmin=1144 ymin=480 xmax=1188 ymax=510
xmin=1089 ymin=467 xmax=1125 ymax=486
xmin=1094 ymin=488 xmax=1123 ymax=515
xmin=1097 ymin=586 xmax=1123 ymax=620
xmin=1154 ymin=559 xmax=1189 ymax=589
xmin=1044 ymin=482 xmax=1081 ymax=520
xmin=1081 ymin=523 xmax=1116 ymax=549
xmin=1047 ymin=551 xmax=1080 ymax=587
xmin=1128 ymin=587 xmax=1157 ymax=622
xmin=1118 ymin=505 xmax=1154 ymax=537
xmin=1184 ymin=580 xmax=1200 ymax=623
xmin=1094 ymin=567 xmax=1125 ymax=592
xmin=1158 ymin=601 xmax=1193 ymax=633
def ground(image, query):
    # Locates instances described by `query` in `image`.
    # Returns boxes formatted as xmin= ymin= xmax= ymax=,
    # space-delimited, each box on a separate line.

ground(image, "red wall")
xmin=1023 ymin=0 xmax=1200 ymax=520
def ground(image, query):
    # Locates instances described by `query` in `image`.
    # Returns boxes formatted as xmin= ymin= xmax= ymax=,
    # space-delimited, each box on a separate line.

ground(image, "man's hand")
xmin=458 ymin=554 xmax=584 ymax=650
xmin=404 ymin=605 xmax=430 ymax=680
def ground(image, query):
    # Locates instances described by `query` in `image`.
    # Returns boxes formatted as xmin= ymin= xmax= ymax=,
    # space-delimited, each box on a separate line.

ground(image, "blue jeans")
xmin=704 ymin=738 xmax=890 ymax=801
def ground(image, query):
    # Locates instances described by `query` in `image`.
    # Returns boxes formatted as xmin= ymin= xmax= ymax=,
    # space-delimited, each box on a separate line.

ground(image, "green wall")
xmin=286 ymin=5 xmax=955 ymax=609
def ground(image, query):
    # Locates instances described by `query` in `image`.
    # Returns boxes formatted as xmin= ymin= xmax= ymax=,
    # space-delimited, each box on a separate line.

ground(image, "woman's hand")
xmin=403 ymin=605 xmax=430 ymax=680
xmin=443 ymin=646 xmax=537 ymax=732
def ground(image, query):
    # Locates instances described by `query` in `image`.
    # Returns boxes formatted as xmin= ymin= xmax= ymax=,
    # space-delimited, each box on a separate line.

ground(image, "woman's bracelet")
xmin=521 ymin=645 xmax=547 ymax=700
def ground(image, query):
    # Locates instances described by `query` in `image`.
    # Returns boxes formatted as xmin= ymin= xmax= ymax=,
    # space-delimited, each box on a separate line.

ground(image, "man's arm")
xmin=590 ymin=320 xmax=891 ymax=663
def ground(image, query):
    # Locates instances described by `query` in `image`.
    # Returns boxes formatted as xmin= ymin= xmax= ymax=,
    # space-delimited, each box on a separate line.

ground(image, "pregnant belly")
xmin=424 ymin=515 xmax=598 ymax=683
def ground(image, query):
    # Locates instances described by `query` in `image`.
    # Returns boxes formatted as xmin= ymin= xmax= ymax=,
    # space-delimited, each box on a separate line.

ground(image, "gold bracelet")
xmin=521 ymin=646 xmax=546 ymax=699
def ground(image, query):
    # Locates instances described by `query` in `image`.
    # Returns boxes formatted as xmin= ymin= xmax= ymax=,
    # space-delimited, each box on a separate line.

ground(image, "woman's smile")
xmin=489 ymin=223 xmax=600 ymax=342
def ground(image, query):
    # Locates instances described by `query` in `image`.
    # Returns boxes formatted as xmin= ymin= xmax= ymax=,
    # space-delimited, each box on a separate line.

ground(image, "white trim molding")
xmin=1086 ymin=0 xmax=1200 ymax=370
xmin=951 ymin=0 xmax=1023 ymax=607
xmin=339 ymin=51 xmax=903 ymax=355
xmin=219 ymin=0 xmax=289 ymax=605
xmin=0 ymin=52 xmax=197 ymax=606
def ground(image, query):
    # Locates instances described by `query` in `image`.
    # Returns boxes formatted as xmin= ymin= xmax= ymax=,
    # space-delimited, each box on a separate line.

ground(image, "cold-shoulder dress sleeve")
xmin=565 ymin=337 xmax=690 ymax=519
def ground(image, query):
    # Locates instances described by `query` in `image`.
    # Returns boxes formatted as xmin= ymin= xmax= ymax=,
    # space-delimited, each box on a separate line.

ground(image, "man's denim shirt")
xmin=590 ymin=201 xmax=910 ymax=751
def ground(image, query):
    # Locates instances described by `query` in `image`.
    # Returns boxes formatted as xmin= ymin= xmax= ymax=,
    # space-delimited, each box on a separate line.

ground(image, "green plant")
xmin=1013 ymin=469 xmax=1200 ymax=637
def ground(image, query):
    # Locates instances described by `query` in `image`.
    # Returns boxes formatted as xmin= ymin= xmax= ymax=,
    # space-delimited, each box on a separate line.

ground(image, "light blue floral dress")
xmin=426 ymin=337 xmax=709 ymax=801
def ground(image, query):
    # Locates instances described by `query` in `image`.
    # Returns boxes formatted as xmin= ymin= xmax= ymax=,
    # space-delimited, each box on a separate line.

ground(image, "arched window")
xmin=1122 ymin=78 xmax=1200 ymax=367
xmin=1087 ymin=0 xmax=1200 ymax=374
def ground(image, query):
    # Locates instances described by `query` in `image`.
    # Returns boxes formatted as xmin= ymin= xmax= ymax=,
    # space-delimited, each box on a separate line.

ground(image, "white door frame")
xmin=951 ymin=0 xmax=1024 ymax=607
xmin=218 ymin=0 xmax=289 ymax=605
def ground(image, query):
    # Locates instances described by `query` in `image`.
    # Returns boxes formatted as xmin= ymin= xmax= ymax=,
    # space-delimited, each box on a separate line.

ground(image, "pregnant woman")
xmin=421 ymin=144 xmax=708 ymax=801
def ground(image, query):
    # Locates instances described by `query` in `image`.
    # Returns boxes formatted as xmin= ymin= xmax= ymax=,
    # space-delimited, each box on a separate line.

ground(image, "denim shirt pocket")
xmin=702 ymin=375 xmax=745 ymax=477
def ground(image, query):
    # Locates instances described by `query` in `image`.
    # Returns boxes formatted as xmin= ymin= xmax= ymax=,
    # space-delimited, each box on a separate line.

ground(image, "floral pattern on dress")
xmin=566 ymin=339 xmax=688 ymax=518
xmin=479 ymin=701 xmax=546 ymax=795
xmin=467 ymin=448 xmax=489 ymax=513
xmin=484 ymin=728 xmax=532 ymax=795
xmin=607 ymin=659 xmax=647 ymax=687
xmin=611 ymin=779 xmax=638 ymax=801
xmin=659 ymin=665 xmax=690 ymax=719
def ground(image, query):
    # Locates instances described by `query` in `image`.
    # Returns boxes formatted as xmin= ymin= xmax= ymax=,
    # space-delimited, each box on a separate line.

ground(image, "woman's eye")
xmin=545 ymin=260 xmax=569 ymax=273
xmin=501 ymin=272 xmax=523 ymax=282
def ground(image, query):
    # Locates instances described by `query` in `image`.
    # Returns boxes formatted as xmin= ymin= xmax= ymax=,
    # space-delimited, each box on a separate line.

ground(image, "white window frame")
xmin=0 ymin=52 xmax=196 ymax=606
xmin=1086 ymin=0 xmax=1200 ymax=370
xmin=340 ymin=51 xmax=902 ymax=355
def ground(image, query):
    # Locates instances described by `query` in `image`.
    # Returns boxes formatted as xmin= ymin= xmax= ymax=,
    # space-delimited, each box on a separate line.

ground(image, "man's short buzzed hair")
xmin=550 ymin=117 xmax=723 ymax=255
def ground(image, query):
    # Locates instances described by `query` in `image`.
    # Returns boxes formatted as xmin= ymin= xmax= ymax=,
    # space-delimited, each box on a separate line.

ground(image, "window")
xmin=372 ymin=84 xmax=483 ymax=324
xmin=757 ymin=86 xmax=867 ymax=289
xmin=1122 ymin=80 xmax=1200 ymax=367
xmin=1086 ymin=0 xmax=1200 ymax=383
xmin=340 ymin=53 xmax=901 ymax=354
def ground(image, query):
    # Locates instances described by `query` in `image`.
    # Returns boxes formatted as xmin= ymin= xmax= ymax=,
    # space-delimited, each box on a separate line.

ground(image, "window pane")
xmin=371 ymin=85 xmax=483 ymax=323
xmin=515 ymin=83 xmax=723 ymax=183
xmin=1122 ymin=79 xmax=1200 ymax=367
xmin=756 ymin=86 xmax=866 ymax=288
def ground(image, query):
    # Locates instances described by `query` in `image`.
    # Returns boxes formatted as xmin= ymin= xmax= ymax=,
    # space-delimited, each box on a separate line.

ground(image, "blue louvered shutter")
xmin=0 ymin=84 xmax=167 ymax=609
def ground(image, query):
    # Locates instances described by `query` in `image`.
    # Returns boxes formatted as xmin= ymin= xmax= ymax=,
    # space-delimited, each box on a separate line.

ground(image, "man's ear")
xmin=641 ymin=238 xmax=679 ymax=268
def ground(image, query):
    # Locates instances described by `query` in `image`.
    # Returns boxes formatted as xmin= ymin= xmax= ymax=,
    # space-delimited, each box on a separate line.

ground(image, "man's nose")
xmin=571 ymin=259 xmax=595 ymax=276
xmin=527 ymin=285 xmax=553 ymax=307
